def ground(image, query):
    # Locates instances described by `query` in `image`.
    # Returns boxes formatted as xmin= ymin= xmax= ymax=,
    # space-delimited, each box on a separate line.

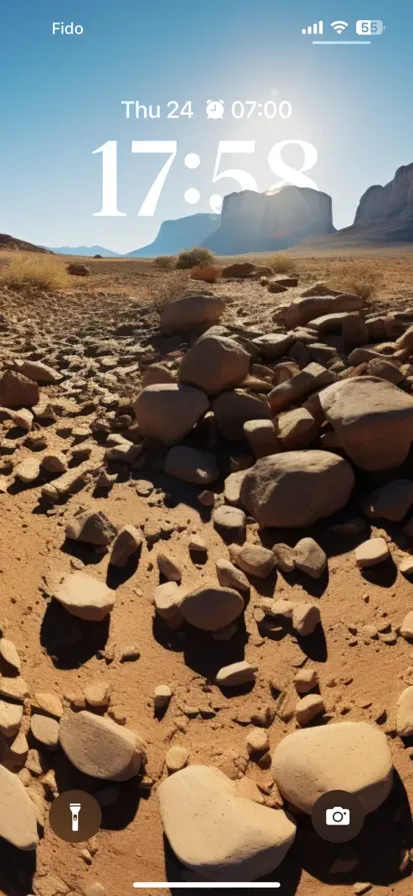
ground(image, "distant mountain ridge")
xmin=49 ymin=245 xmax=121 ymax=257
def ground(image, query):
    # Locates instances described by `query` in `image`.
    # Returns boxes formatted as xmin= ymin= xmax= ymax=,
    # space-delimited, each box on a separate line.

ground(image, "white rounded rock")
xmin=59 ymin=711 xmax=146 ymax=781
xmin=272 ymin=721 xmax=393 ymax=814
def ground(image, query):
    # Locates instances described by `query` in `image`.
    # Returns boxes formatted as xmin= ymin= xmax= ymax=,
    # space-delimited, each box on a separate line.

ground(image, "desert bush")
xmin=175 ymin=247 xmax=215 ymax=269
xmin=151 ymin=271 xmax=188 ymax=313
xmin=0 ymin=252 xmax=70 ymax=291
xmin=328 ymin=260 xmax=380 ymax=300
xmin=267 ymin=252 xmax=295 ymax=273
xmin=153 ymin=255 xmax=176 ymax=270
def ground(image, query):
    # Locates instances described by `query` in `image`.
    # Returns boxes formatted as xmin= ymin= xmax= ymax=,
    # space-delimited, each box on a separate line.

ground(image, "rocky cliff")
xmin=127 ymin=213 xmax=219 ymax=258
xmin=202 ymin=186 xmax=335 ymax=255
xmin=331 ymin=163 xmax=413 ymax=245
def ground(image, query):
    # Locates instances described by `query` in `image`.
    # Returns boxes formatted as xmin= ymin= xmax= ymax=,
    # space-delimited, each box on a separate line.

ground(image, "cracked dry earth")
xmin=4 ymin=262 xmax=413 ymax=896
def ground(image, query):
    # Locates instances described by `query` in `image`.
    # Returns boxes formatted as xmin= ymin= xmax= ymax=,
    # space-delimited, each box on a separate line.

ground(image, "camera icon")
xmin=325 ymin=806 xmax=350 ymax=826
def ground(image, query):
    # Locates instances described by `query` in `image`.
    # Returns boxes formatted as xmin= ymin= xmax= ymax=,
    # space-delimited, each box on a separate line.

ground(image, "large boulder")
xmin=320 ymin=376 xmax=413 ymax=470
xmin=160 ymin=294 xmax=226 ymax=333
xmin=158 ymin=764 xmax=296 ymax=881
xmin=0 ymin=369 xmax=39 ymax=408
xmin=240 ymin=450 xmax=355 ymax=528
xmin=134 ymin=383 xmax=208 ymax=444
xmin=285 ymin=293 xmax=364 ymax=328
xmin=179 ymin=334 xmax=250 ymax=395
xmin=0 ymin=765 xmax=39 ymax=850
xmin=213 ymin=391 xmax=271 ymax=440
xmin=272 ymin=722 xmax=393 ymax=814
xmin=59 ymin=711 xmax=146 ymax=780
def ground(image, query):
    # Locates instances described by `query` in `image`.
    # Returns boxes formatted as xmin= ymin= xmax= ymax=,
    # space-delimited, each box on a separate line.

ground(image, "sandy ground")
xmin=1 ymin=250 xmax=413 ymax=896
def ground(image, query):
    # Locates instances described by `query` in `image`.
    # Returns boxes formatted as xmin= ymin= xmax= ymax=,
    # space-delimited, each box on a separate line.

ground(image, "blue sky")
xmin=0 ymin=0 xmax=411 ymax=253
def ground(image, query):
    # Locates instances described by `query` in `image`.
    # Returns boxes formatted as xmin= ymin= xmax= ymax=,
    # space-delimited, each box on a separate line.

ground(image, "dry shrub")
xmin=0 ymin=252 xmax=70 ymax=291
xmin=267 ymin=252 xmax=295 ymax=273
xmin=175 ymin=247 xmax=215 ymax=269
xmin=328 ymin=260 xmax=380 ymax=300
xmin=153 ymin=255 xmax=176 ymax=270
xmin=151 ymin=271 xmax=188 ymax=313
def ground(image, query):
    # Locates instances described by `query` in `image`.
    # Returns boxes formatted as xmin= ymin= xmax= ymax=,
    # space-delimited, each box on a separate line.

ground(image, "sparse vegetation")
xmin=0 ymin=252 xmax=71 ymax=291
xmin=175 ymin=247 xmax=215 ymax=269
xmin=328 ymin=259 xmax=380 ymax=300
xmin=153 ymin=255 xmax=176 ymax=270
xmin=267 ymin=252 xmax=295 ymax=273
xmin=151 ymin=271 xmax=188 ymax=313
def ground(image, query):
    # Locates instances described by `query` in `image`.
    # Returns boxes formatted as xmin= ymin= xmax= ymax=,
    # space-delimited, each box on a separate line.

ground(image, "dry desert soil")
xmin=2 ymin=249 xmax=413 ymax=896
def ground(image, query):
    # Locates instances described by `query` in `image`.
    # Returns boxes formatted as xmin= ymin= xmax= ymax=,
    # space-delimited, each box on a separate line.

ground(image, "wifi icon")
xmin=330 ymin=20 xmax=349 ymax=34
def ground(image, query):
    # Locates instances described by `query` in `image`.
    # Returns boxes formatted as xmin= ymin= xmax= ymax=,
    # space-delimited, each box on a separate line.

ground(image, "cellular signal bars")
xmin=302 ymin=21 xmax=323 ymax=34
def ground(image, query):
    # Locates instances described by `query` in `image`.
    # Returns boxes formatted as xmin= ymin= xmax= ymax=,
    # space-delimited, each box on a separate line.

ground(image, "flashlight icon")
xmin=69 ymin=802 xmax=81 ymax=832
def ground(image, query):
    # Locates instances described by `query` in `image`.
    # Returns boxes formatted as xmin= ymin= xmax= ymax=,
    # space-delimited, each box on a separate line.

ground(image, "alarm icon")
xmin=206 ymin=100 xmax=224 ymax=119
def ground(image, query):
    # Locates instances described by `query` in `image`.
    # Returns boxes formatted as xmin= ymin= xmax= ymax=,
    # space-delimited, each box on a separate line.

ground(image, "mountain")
xmin=126 ymin=213 xmax=219 ymax=257
xmin=49 ymin=246 xmax=121 ymax=257
xmin=0 ymin=233 xmax=48 ymax=253
xmin=202 ymin=187 xmax=335 ymax=255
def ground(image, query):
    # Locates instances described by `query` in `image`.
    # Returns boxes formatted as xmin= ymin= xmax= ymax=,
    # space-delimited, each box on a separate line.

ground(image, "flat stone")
xmin=158 ymin=764 xmax=296 ymax=881
xmin=59 ymin=710 xmax=146 ymax=780
xmin=32 ymin=692 xmax=63 ymax=718
xmin=295 ymin=694 xmax=325 ymax=726
xmin=166 ymin=745 xmax=189 ymax=773
xmin=160 ymin=294 xmax=226 ymax=333
xmin=0 ymin=676 xmax=28 ymax=701
xmin=216 ymin=661 xmax=257 ymax=687
xmin=216 ymin=558 xmax=250 ymax=593
xmin=179 ymin=584 xmax=244 ymax=632
xmin=0 ymin=764 xmax=39 ymax=850
xmin=213 ymin=505 xmax=246 ymax=540
xmin=15 ymin=457 xmax=41 ymax=483
xmin=0 ymin=637 xmax=21 ymax=672
xmin=355 ymin=538 xmax=390 ymax=568
xmin=272 ymin=721 xmax=393 ymax=814
xmin=30 ymin=714 xmax=59 ymax=749
xmin=399 ymin=557 xmax=413 ymax=578
xmin=233 ymin=543 xmax=276 ymax=579
xmin=66 ymin=510 xmax=117 ymax=546
xmin=53 ymin=571 xmax=115 ymax=621
xmin=0 ymin=700 xmax=23 ymax=737
xmin=294 ymin=537 xmax=327 ymax=579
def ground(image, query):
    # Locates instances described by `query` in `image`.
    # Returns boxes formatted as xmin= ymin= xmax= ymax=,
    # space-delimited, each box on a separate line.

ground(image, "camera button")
xmin=311 ymin=789 xmax=365 ymax=843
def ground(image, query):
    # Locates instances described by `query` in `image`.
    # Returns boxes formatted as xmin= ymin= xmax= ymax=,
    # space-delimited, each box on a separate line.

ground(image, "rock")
xmin=320 ymin=376 xmax=413 ymax=470
xmin=273 ymin=543 xmax=295 ymax=573
xmin=213 ymin=392 xmax=271 ymax=440
xmin=179 ymin=584 xmax=244 ymax=631
xmin=165 ymin=446 xmax=219 ymax=484
xmin=355 ymin=538 xmax=390 ymax=568
xmin=134 ymin=383 xmax=209 ymax=444
xmin=4 ymin=407 xmax=33 ymax=431
xmin=42 ymin=452 xmax=68 ymax=474
xmin=15 ymin=456 xmax=41 ymax=483
xmin=85 ymin=885 xmax=107 ymax=896
xmin=294 ymin=537 xmax=327 ymax=579
xmin=276 ymin=408 xmax=318 ymax=450
xmin=216 ymin=558 xmax=250 ymax=593
xmin=0 ymin=637 xmax=21 ymax=672
xmin=158 ymin=764 xmax=296 ymax=881
xmin=13 ymin=359 xmax=62 ymax=385
xmin=32 ymin=692 xmax=63 ymax=718
xmin=240 ymin=450 xmax=355 ymax=528
xmin=252 ymin=334 xmax=293 ymax=359
xmin=294 ymin=667 xmax=319 ymax=694
xmin=179 ymin=334 xmax=250 ymax=394
xmin=224 ymin=470 xmax=247 ymax=506
xmin=154 ymin=684 xmax=172 ymax=713
xmin=216 ymin=661 xmax=257 ymax=687
xmin=213 ymin=505 xmax=246 ymax=541
xmin=397 ymin=687 xmax=413 ymax=737
xmin=41 ymin=453 xmax=103 ymax=504
xmin=272 ymin=721 xmax=393 ymax=814
xmin=160 ymin=294 xmax=226 ymax=333
xmin=66 ymin=510 xmax=117 ymax=546
xmin=67 ymin=262 xmax=89 ymax=275
xmin=0 ymin=677 xmax=28 ymax=701
xmin=153 ymin=582 xmax=184 ymax=627
xmin=198 ymin=489 xmax=215 ymax=507
xmin=342 ymin=313 xmax=369 ymax=346
xmin=0 ymin=765 xmax=38 ymax=850
xmin=30 ymin=713 xmax=59 ymax=749
xmin=156 ymin=552 xmax=182 ymax=583
xmin=110 ymin=525 xmax=143 ymax=567
xmin=190 ymin=263 xmax=221 ymax=283
xmin=0 ymin=700 xmax=23 ymax=737
xmin=53 ymin=571 xmax=115 ymax=621
xmin=84 ymin=680 xmax=111 ymax=708
xmin=232 ymin=543 xmax=276 ymax=579
xmin=362 ymin=480 xmax=413 ymax=521
xmin=295 ymin=694 xmax=325 ymax=726
xmin=59 ymin=710 xmax=146 ymax=780
xmin=399 ymin=557 xmax=413 ymax=579
xmin=268 ymin=363 xmax=337 ymax=414
xmin=366 ymin=358 xmax=404 ymax=385
xmin=120 ymin=645 xmax=141 ymax=662
xmin=292 ymin=603 xmax=321 ymax=636
xmin=243 ymin=419 xmax=279 ymax=458
xmin=166 ymin=745 xmax=189 ymax=773
xmin=189 ymin=534 xmax=207 ymax=554
xmin=267 ymin=280 xmax=288 ymax=293
xmin=245 ymin=729 xmax=269 ymax=756
xmin=0 ymin=369 xmax=39 ymax=408
xmin=235 ymin=777 xmax=265 ymax=803
xmin=143 ymin=363 xmax=176 ymax=387
xmin=285 ymin=293 xmax=363 ymax=328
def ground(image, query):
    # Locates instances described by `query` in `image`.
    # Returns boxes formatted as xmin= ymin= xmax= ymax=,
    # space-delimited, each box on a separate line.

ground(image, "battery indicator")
xmin=356 ymin=20 xmax=385 ymax=35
